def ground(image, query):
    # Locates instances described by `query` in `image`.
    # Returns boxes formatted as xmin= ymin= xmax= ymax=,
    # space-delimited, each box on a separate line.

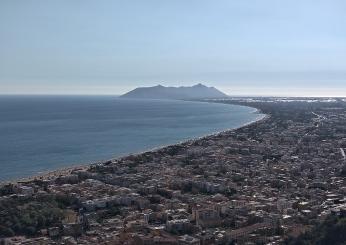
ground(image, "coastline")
xmin=1 ymin=103 xmax=269 ymax=185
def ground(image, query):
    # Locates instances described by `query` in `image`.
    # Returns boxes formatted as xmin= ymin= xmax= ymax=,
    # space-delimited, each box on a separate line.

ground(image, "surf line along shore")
xmin=1 ymin=102 xmax=268 ymax=185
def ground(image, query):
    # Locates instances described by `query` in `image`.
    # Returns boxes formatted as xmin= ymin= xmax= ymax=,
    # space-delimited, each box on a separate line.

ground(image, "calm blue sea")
xmin=0 ymin=96 xmax=263 ymax=181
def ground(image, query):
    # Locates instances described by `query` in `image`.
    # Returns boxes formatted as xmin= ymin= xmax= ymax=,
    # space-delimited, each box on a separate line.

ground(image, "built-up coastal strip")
xmin=1 ymin=98 xmax=346 ymax=244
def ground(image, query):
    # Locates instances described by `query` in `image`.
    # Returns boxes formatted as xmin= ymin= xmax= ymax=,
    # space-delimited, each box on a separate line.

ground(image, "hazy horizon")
xmin=1 ymin=85 xmax=346 ymax=98
xmin=1 ymin=1 xmax=345 ymax=96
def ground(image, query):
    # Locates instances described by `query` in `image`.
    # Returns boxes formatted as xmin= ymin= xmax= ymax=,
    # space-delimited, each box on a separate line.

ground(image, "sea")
xmin=0 ymin=96 xmax=264 ymax=182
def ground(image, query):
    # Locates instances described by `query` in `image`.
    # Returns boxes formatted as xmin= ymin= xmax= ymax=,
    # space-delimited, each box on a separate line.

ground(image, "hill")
xmin=120 ymin=83 xmax=228 ymax=100
xmin=286 ymin=215 xmax=346 ymax=245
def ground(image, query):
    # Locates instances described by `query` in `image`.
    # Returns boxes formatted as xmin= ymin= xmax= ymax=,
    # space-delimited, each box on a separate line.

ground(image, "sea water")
xmin=0 ymin=96 xmax=263 ymax=181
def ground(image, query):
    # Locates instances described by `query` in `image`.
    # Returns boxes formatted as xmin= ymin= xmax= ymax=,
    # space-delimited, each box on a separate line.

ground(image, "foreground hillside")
xmin=286 ymin=215 xmax=346 ymax=245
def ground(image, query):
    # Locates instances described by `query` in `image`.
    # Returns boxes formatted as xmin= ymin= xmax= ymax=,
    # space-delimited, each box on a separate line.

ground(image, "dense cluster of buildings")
xmin=1 ymin=99 xmax=346 ymax=244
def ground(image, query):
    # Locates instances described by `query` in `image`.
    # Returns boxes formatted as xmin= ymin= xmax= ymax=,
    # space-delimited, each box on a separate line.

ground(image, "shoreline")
xmin=1 ymin=103 xmax=269 ymax=185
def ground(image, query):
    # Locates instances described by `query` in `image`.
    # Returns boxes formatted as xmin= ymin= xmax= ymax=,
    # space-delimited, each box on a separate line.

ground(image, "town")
xmin=1 ymin=98 xmax=346 ymax=245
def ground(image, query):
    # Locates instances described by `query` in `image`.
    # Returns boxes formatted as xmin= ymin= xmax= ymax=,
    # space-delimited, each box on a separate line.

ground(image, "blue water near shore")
xmin=0 ymin=96 xmax=263 ymax=181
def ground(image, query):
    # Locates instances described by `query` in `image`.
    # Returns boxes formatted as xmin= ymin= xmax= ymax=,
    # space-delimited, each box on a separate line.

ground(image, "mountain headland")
xmin=120 ymin=83 xmax=228 ymax=99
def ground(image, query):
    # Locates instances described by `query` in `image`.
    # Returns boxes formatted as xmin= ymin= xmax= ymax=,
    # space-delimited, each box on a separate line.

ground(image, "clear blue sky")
xmin=1 ymin=0 xmax=345 ymax=96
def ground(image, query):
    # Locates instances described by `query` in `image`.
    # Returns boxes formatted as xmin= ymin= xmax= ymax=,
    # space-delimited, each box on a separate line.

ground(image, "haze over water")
xmin=0 ymin=96 xmax=263 ymax=181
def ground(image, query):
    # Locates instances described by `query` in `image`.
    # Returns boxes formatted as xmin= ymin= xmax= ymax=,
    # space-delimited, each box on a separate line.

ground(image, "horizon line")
xmin=0 ymin=93 xmax=345 ymax=98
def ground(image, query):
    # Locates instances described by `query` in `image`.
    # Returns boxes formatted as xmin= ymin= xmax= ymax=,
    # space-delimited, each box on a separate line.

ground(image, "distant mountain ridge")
xmin=120 ymin=83 xmax=228 ymax=99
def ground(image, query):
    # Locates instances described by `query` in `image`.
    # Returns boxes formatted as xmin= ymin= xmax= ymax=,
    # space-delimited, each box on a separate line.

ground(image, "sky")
xmin=0 ymin=0 xmax=346 ymax=96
